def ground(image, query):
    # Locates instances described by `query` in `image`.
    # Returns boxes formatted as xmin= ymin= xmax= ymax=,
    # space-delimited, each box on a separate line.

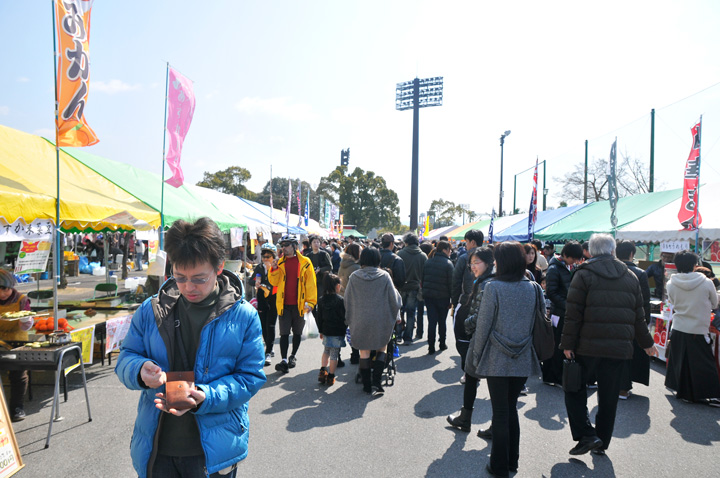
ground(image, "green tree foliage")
xmin=255 ymin=177 xmax=320 ymax=219
xmin=428 ymin=199 xmax=477 ymax=228
xmin=196 ymin=166 xmax=256 ymax=200
xmin=317 ymin=166 xmax=401 ymax=233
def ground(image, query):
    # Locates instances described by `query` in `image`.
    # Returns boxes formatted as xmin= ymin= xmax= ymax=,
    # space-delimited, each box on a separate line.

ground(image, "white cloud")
xmin=93 ymin=79 xmax=141 ymax=94
xmin=16 ymin=77 xmax=29 ymax=83
xmin=235 ymin=97 xmax=316 ymax=121
xmin=0 ymin=106 xmax=9 ymax=115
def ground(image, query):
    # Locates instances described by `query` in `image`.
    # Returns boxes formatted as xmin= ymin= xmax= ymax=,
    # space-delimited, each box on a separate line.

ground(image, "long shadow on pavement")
xmin=425 ymin=430 xmax=490 ymax=477
xmin=549 ymin=455 xmax=617 ymax=477
xmin=523 ymin=380 xmax=568 ymax=431
xmin=261 ymin=369 xmax=371 ymax=432
xmin=666 ymin=394 xmax=720 ymax=445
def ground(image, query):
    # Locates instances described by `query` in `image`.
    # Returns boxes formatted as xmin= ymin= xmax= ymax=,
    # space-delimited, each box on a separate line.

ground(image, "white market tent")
xmin=616 ymin=184 xmax=720 ymax=243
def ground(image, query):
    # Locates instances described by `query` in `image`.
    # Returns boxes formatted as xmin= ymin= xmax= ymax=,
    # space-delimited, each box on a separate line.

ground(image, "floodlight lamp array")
xmin=395 ymin=76 xmax=444 ymax=110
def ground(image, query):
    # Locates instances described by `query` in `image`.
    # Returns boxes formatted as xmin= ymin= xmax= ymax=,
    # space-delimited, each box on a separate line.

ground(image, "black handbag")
xmin=562 ymin=359 xmax=583 ymax=393
xmin=532 ymin=283 xmax=555 ymax=361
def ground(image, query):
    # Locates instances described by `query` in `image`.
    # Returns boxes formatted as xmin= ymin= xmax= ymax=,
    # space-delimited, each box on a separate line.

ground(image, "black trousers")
xmin=541 ymin=317 xmax=565 ymax=384
xmin=487 ymin=376 xmax=527 ymax=476
xmin=425 ymin=297 xmax=450 ymax=347
xmin=258 ymin=299 xmax=277 ymax=355
xmin=564 ymin=355 xmax=624 ymax=449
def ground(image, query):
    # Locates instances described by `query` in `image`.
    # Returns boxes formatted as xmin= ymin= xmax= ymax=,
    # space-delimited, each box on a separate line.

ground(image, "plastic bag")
xmin=79 ymin=256 xmax=92 ymax=274
xmin=302 ymin=311 xmax=319 ymax=339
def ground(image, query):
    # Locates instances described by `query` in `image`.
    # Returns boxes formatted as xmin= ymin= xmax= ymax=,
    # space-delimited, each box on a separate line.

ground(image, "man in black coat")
xmin=421 ymin=240 xmax=453 ymax=354
xmin=560 ymin=234 xmax=656 ymax=456
xmin=542 ymin=241 xmax=584 ymax=385
xmin=451 ymin=229 xmax=484 ymax=309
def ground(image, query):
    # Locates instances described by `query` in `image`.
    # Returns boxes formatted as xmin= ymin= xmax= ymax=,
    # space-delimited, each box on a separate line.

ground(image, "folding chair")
xmin=93 ymin=283 xmax=118 ymax=298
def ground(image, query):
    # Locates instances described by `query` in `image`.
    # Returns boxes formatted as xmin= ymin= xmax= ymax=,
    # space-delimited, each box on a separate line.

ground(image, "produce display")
xmin=34 ymin=317 xmax=74 ymax=333
xmin=1 ymin=311 xmax=36 ymax=319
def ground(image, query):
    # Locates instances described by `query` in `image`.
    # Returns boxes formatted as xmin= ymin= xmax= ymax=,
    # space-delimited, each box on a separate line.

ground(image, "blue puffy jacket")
xmin=115 ymin=271 xmax=266 ymax=477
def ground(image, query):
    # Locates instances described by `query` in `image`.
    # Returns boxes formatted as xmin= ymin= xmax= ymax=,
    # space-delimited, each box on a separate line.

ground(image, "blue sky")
xmin=3 ymin=1 xmax=720 ymax=225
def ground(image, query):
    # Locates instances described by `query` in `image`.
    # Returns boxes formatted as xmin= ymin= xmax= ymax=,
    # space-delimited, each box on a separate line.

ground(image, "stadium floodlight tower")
xmin=396 ymin=76 xmax=443 ymax=231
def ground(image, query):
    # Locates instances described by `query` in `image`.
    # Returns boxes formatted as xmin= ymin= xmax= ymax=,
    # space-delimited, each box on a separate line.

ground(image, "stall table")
xmin=0 ymin=342 xmax=92 ymax=448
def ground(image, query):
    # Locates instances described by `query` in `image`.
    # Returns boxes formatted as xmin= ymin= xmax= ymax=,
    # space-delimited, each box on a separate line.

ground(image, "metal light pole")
xmin=499 ymin=130 xmax=511 ymax=217
xmin=396 ymin=77 xmax=444 ymax=230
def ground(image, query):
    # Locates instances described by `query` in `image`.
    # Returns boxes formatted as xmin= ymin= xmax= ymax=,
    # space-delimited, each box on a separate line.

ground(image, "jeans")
xmin=564 ymin=355 xmax=624 ymax=449
xmin=487 ymin=376 xmax=527 ymax=476
xmin=152 ymin=454 xmax=238 ymax=478
xmin=424 ymin=296 xmax=450 ymax=347
xmin=400 ymin=289 xmax=419 ymax=341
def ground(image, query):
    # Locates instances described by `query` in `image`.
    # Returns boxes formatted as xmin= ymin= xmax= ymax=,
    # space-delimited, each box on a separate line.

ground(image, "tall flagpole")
xmin=695 ymin=115 xmax=703 ymax=251
xmin=51 ymin=0 xmax=60 ymax=330
xmin=159 ymin=62 xmax=169 ymax=251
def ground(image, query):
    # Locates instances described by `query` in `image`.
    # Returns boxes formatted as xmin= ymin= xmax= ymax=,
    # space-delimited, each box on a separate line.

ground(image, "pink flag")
xmin=165 ymin=67 xmax=195 ymax=187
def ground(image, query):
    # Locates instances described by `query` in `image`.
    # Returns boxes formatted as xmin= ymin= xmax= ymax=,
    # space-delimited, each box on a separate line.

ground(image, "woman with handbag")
xmin=464 ymin=242 xmax=541 ymax=477
xmin=446 ymin=247 xmax=494 ymax=431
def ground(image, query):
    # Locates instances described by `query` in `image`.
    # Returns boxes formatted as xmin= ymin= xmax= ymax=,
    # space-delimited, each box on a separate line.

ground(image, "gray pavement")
xmin=4 ymin=286 xmax=720 ymax=477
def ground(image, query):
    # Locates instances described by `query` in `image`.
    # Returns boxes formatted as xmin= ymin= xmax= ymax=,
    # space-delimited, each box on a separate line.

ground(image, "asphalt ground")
xmin=4 ymin=278 xmax=720 ymax=477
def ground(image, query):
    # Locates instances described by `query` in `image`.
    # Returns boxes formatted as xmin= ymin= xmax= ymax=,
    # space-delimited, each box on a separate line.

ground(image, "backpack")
xmin=381 ymin=253 xmax=403 ymax=290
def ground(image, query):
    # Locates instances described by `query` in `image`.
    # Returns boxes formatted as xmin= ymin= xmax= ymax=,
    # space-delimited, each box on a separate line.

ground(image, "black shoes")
xmin=336 ymin=358 xmax=345 ymax=368
xmin=288 ymin=355 xmax=297 ymax=368
xmin=591 ymin=448 xmax=607 ymax=456
xmin=447 ymin=408 xmax=473 ymax=432
xmin=427 ymin=347 xmax=436 ymax=355
xmin=439 ymin=342 xmax=448 ymax=351
xmin=11 ymin=407 xmax=25 ymax=422
xmin=275 ymin=361 xmax=289 ymax=373
xmin=477 ymin=426 xmax=493 ymax=439
xmin=569 ymin=436 xmax=603 ymax=455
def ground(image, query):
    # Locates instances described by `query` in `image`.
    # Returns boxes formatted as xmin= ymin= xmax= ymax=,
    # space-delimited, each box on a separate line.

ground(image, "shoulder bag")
xmin=532 ymin=282 xmax=555 ymax=361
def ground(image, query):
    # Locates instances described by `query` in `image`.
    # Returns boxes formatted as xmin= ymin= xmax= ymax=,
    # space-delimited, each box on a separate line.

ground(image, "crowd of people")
xmin=99 ymin=216 xmax=720 ymax=477
xmin=244 ymin=227 xmax=720 ymax=477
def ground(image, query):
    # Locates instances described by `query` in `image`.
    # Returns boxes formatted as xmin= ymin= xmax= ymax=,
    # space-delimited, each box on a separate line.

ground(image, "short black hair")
xmin=560 ymin=241 xmax=583 ymax=260
xmin=494 ymin=242 xmax=527 ymax=282
xmin=616 ymin=240 xmax=636 ymax=261
xmin=439 ymin=235 xmax=449 ymax=241
xmin=404 ymin=233 xmax=419 ymax=246
xmin=165 ymin=217 xmax=226 ymax=271
xmin=465 ymin=229 xmax=484 ymax=246
xmin=419 ymin=242 xmax=433 ymax=254
xmin=359 ymin=247 xmax=381 ymax=267
xmin=530 ymin=239 xmax=543 ymax=251
xmin=674 ymin=250 xmax=698 ymax=273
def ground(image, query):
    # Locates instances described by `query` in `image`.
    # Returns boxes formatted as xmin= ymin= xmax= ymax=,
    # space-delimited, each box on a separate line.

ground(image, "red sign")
xmin=678 ymin=122 xmax=702 ymax=230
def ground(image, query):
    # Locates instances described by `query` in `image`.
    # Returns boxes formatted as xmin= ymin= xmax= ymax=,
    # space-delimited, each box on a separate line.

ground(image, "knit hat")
xmin=0 ymin=269 xmax=16 ymax=289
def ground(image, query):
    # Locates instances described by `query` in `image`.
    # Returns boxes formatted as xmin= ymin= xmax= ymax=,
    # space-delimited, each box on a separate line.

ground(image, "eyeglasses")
xmin=173 ymin=275 xmax=212 ymax=285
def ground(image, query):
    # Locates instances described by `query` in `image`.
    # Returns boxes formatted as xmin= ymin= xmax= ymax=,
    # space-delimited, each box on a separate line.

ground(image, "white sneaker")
xmin=264 ymin=353 xmax=272 ymax=366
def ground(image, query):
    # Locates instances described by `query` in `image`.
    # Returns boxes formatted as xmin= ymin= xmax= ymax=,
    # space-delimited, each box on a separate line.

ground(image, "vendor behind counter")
xmin=0 ymin=269 xmax=34 ymax=421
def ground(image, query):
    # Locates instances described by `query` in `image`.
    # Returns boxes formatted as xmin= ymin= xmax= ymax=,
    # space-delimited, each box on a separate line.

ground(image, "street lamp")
xmin=396 ymin=76 xmax=444 ymax=231
xmin=499 ymin=130 xmax=511 ymax=217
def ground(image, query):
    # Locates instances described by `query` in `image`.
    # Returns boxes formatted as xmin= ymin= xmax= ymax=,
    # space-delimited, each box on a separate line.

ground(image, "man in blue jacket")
xmin=115 ymin=217 xmax=266 ymax=478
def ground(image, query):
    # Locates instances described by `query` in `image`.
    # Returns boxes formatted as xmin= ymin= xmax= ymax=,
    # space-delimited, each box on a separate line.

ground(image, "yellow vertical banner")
xmin=54 ymin=0 xmax=99 ymax=147
xmin=65 ymin=325 xmax=95 ymax=374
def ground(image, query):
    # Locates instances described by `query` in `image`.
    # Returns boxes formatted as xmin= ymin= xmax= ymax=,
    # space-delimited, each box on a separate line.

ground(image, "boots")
xmin=447 ymin=407 xmax=473 ymax=432
xmin=359 ymin=359 xmax=372 ymax=394
xmin=318 ymin=367 xmax=328 ymax=384
xmin=371 ymin=353 xmax=387 ymax=397
xmin=326 ymin=373 xmax=336 ymax=386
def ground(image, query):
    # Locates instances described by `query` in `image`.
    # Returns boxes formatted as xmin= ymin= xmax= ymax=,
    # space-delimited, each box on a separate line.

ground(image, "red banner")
xmin=54 ymin=0 xmax=98 ymax=147
xmin=678 ymin=122 xmax=702 ymax=230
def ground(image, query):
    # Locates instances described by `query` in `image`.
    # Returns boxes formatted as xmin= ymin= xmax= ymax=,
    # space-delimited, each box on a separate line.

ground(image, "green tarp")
xmin=59 ymin=146 xmax=247 ymax=232
xmin=341 ymin=228 xmax=366 ymax=239
xmin=535 ymin=188 xmax=683 ymax=242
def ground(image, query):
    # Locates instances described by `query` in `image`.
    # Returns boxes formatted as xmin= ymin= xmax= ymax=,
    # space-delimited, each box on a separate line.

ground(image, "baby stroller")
xmin=354 ymin=330 xmax=398 ymax=387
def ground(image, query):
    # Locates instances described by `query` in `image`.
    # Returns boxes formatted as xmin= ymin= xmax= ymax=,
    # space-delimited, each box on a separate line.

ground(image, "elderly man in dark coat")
xmin=560 ymin=234 xmax=657 ymax=456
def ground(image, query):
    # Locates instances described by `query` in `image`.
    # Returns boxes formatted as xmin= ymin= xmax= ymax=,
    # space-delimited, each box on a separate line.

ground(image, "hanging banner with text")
xmin=0 ymin=220 xmax=53 ymax=243
xmin=14 ymin=240 xmax=53 ymax=274
xmin=105 ymin=314 xmax=133 ymax=355
xmin=65 ymin=325 xmax=95 ymax=374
